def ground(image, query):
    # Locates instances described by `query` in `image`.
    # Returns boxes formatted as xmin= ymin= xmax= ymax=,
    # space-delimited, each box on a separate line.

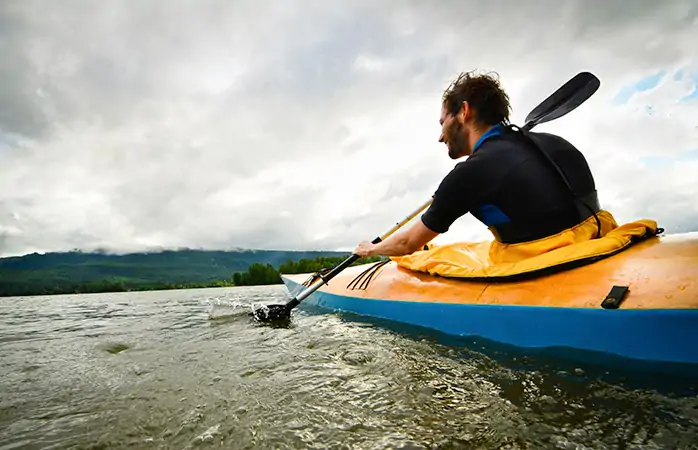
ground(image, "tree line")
xmin=232 ymin=255 xmax=385 ymax=286
xmin=1 ymin=254 xmax=385 ymax=296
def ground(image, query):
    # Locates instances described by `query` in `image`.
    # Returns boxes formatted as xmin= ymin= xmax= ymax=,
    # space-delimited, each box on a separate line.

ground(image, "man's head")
xmin=439 ymin=70 xmax=511 ymax=159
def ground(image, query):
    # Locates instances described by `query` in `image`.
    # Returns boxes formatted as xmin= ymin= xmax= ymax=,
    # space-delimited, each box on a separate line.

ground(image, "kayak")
xmin=280 ymin=231 xmax=698 ymax=367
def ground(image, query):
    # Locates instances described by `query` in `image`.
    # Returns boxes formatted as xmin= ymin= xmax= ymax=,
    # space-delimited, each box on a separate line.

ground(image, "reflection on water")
xmin=1 ymin=286 xmax=697 ymax=449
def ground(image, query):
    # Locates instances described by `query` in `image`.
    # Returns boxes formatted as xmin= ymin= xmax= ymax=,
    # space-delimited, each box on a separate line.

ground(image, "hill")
xmin=0 ymin=248 xmax=351 ymax=297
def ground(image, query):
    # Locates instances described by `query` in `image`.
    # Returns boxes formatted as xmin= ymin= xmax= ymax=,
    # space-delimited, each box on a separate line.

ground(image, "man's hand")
xmin=353 ymin=240 xmax=375 ymax=257
xmin=352 ymin=219 xmax=439 ymax=258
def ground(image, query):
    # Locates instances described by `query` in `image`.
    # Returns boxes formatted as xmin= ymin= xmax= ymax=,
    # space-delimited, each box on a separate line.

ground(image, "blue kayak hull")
xmin=281 ymin=275 xmax=698 ymax=367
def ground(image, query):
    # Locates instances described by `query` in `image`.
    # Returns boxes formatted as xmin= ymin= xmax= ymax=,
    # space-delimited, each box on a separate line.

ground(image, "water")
xmin=1 ymin=286 xmax=697 ymax=449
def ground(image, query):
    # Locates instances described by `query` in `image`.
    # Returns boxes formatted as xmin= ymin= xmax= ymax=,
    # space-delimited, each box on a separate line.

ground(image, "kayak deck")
xmin=282 ymin=231 xmax=698 ymax=310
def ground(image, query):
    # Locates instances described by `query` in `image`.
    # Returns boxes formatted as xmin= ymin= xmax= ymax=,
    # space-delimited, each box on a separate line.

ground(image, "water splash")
xmin=207 ymin=300 xmax=250 ymax=321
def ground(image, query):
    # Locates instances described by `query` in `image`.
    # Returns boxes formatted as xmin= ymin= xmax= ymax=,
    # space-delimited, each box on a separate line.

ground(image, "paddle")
xmin=251 ymin=197 xmax=435 ymax=322
xmin=252 ymin=71 xmax=601 ymax=323
xmin=521 ymin=71 xmax=600 ymax=131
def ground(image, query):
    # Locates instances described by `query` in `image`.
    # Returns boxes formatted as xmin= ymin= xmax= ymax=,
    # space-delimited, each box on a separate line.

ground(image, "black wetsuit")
xmin=421 ymin=124 xmax=601 ymax=244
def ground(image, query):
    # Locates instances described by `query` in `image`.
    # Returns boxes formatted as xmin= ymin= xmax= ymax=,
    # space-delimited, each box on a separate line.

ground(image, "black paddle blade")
xmin=523 ymin=72 xmax=600 ymax=130
xmin=251 ymin=303 xmax=291 ymax=322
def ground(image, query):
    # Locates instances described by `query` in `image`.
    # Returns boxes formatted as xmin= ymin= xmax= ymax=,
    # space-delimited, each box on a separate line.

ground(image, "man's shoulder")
xmin=525 ymin=130 xmax=579 ymax=150
xmin=477 ymin=129 xmax=528 ymax=152
xmin=447 ymin=137 xmax=520 ymax=178
xmin=482 ymin=129 xmax=583 ymax=160
xmin=468 ymin=131 xmax=530 ymax=162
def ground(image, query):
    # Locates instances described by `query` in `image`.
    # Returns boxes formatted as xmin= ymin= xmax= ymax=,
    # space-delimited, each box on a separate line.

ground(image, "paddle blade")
xmin=523 ymin=72 xmax=600 ymax=131
xmin=251 ymin=303 xmax=291 ymax=322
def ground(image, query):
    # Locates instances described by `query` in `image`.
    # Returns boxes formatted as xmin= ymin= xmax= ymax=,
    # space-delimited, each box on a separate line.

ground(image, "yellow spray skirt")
xmin=390 ymin=210 xmax=659 ymax=280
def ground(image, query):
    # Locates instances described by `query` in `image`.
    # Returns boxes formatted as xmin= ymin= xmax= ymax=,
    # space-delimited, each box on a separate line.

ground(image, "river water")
xmin=1 ymin=286 xmax=697 ymax=449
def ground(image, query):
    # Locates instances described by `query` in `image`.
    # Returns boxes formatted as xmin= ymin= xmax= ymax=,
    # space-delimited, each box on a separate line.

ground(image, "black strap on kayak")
xmin=601 ymin=285 xmax=630 ymax=309
xmin=347 ymin=259 xmax=391 ymax=290
xmin=302 ymin=267 xmax=333 ymax=288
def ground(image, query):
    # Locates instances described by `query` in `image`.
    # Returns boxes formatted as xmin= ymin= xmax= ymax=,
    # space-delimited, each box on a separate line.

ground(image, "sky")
xmin=1 ymin=0 xmax=697 ymax=257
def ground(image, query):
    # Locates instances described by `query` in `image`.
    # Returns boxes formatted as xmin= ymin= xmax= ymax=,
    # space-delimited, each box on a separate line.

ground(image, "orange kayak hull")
xmin=281 ymin=232 xmax=698 ymax=365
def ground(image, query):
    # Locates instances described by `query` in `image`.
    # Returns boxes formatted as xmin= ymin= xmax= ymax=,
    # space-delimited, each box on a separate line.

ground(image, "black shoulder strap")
xmin=506 ymin=124 xmax=602 ymax=238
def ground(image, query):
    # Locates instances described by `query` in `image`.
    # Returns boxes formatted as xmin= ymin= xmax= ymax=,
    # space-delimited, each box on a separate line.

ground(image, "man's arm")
xmin=353 ymin=160 xmax=483 ymax=257
xmin=353 ymin=218 xmax=439 ymax=257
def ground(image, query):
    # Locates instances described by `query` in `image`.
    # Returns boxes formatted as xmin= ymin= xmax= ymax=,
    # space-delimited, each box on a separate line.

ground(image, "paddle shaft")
xmin=284 ymin=197 xmax=434 ymax=310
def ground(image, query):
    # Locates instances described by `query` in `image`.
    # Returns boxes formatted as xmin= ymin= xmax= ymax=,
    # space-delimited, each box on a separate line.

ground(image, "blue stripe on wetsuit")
xmin=470 ymin=124 xmax=512 ymax=226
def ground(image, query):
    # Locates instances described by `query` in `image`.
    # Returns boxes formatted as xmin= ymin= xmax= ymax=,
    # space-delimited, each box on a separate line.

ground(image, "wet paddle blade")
xmin=251 ymin=303 xmax=291 ymax=322
xmin=523 ymin=72 xmax=600 ymax=130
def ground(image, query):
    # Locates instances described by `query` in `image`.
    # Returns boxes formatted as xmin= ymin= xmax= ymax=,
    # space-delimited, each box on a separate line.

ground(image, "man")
xmin=354 ymin=70 xmax=601 ymax=258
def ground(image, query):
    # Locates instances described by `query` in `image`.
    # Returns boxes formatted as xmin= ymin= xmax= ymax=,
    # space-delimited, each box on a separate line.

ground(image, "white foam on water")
xmin=195 ymin=424 xmax=220 ymax=443
xmin=204 ymin=294 xmax=252 ymax=320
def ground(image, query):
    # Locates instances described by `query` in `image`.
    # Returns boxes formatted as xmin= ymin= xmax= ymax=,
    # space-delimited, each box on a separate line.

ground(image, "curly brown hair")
xmin=442 ymin=70 xmax=511 ymax=126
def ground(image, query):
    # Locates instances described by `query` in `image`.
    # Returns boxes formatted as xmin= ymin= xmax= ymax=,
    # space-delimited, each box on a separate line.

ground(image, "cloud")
xmin=679 ymin=73 xmax=698 ymax=102
xmin=1 ymin=0 xmax=697 ymax=256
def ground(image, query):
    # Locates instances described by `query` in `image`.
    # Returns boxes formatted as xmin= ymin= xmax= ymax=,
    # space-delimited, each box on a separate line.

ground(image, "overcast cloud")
xmin=1 ymin=0 xmax=697 ymax=256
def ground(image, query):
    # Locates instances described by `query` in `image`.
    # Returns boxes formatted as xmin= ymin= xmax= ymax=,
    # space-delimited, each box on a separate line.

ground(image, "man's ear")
xmin=458 ymin=100 xmax=470 ymax=123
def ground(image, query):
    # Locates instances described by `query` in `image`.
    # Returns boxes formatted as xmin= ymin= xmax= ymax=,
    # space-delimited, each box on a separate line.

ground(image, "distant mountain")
xmin=0 ymin=248 xmax=349 ymax=297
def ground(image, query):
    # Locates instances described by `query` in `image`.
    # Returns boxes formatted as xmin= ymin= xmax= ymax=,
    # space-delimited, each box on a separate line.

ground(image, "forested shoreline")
xmin=231 ymin=255 xmax=384 ymax=286
xmin=0 ymin=249 xmax=384 ymax=297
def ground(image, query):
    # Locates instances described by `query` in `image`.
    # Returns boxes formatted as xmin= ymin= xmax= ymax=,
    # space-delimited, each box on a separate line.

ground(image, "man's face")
xmin=439 ymin=103 xmax=471 ymax=159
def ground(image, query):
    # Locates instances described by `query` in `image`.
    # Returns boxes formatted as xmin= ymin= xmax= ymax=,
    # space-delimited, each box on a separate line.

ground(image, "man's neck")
xmin=468 ymin=123 xmax=494 ymax=153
